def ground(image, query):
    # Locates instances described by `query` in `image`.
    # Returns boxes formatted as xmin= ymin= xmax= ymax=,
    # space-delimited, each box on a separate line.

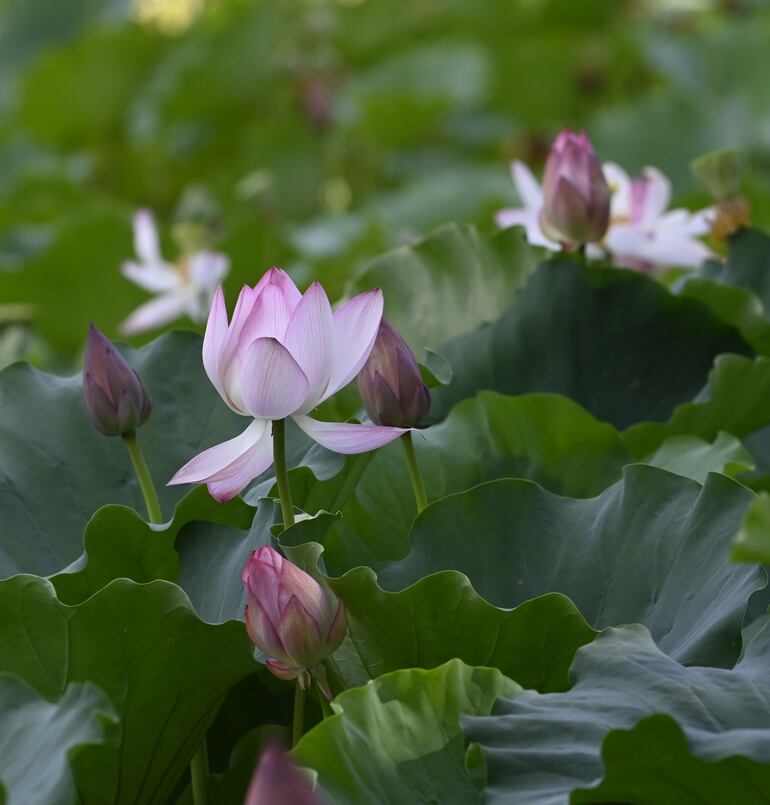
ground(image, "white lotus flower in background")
xmin=496 ymin=159 xmax=714 ymax=270
xmin=119 ymin=209 xmax=229 ymax=335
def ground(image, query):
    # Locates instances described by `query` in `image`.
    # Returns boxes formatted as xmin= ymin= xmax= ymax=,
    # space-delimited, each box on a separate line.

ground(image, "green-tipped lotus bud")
xmin=82 ymin=324 xmax=152 ymax=436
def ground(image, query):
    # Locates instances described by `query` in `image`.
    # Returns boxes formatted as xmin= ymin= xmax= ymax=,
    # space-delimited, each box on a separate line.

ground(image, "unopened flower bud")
xmin=357 ymin=319 xmax=431 ymax=428
xmin=539 ymin=129 xmax=610 ymax=246
xmin=82 ymin=323 xmax=152 ymax=436
xmin=245 ymin=742 xmax=321 ymax=805
xmin=242 ymin=546 xmax=346 ymax=698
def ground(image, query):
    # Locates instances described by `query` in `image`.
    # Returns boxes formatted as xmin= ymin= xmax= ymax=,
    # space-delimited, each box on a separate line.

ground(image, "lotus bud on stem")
xmin=242 ymin=546 xmax=348 ymax=744
xmin=358 ymin=319 xmax=431 ymax=512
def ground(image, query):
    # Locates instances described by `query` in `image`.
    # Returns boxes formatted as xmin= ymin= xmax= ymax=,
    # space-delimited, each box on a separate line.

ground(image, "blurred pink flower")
xmin=539 ymin=129 xmax=610 ymax=246
xmin=496 ymin=155 xmax=713 ymax=270
xmin=242 ymin=546 xmax=346 ymax=695
xmin=245 ymin=742 xmax=321 ymax=805
xmin=168 ymin=268 xmax=406 ymax=502
xmin=119 ymin=209 xmax=229 ymax=335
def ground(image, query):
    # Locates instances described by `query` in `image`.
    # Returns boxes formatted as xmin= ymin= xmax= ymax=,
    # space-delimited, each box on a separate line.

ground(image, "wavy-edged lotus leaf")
xmin=429 ymin=258 xmax=750 ymax=427
xmin=572 ymin=714 xmax=770 ymax=805
xmin=643 ymin=431 xmax=753 ymax=483
xmin=624 ymin=353 xmax=770 ymax=458
xmin=0 ymin=575 xmax=256 ymax=805
xmin=0 ymin=677 xmax=115 ymax=805
xmin=463 ymin=622 xmax=770 ymax=805
xmin=50 ymin=485 xmax=254 ymax=605
xmin=349 ymin=222 xmax=541 ymax=353
xmin=377 ymin=466 xmax=764 ymax=667
xmin=294 ymin=660 xmax=519 ymax=805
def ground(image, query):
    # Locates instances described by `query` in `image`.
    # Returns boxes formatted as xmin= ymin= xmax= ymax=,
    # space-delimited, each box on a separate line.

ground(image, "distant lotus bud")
xmin=539 ymin=129 xmax=610 ymax=246
xmin=357 ymin=319 xmax=431 ymax=428
xmin=82 ymin=324 xmax=152 ymax=436
xmin=242 ymin=546 xmax=346 ymax=698
xmin=245 ymin=742 xmax=321 ymax=805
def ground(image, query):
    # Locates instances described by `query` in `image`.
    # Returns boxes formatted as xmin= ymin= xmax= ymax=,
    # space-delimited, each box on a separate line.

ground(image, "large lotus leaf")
xmin=323 ymin=564 xmax=596 ymax=694
xmin=429 ymin=257 xmax=750 ymax=427
xmin=303 ymin=392 xmax=632 ymax=571
xmin=572 ymin=715 xmax=770 ymax=805
xmin=624 ymin=353 xmax=770 ymax=457
xmin=377 ymin=466 xmax=764 ymax=667
xmin=643 ymin=431 xmax=753 ymax=484
xmin=0 ymin=331 xmax=245 ymax=577
xmin=463 ymin=622 xmax=770 ymax=805
xmin=698 ymin=229 xmax=770 ymax=311
xmin=348 ymin=222 xmax=541 ymax=353
xmin=294 ymin=660 xmax=519 ymax=805
xmin=50 ymin=485 xmax=253 ymax=605
xmin=0 ymin=575 xmax=256 ymax=805
xmin=0 ymin=677 xmax=114 ymax=805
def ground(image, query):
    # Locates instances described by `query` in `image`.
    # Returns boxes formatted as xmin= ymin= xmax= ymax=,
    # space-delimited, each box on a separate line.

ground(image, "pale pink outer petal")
xmin=133 ymin=209 xmax=163 ymax=265
xmin=205 ymin=430 xmax=274 ymax=502
xmin=511 ymin=160 xmax=544 ymax=211
xmin=245 ymin=598 xmax=287 ymax=660
xmin=323 ymin=289 xmax=384 ymax=400
xmin=235 ymin=283 xmax=297 ymax=349
xmin=283 ymin=282 xmax=335 ymax=411
xmin=637 ymin=167 xmax=672 ymax=223
xmin=202 ymin=284 xmax=230 ymax=403
xmin=240 ymin=337 xmax=310 ymax=419
xmin=168 ymin=419 xmax=268 ymax=486
xmin=119 ymin=291 xmax=189 ymax=335
xmin=605 ymin=222 xmax=713 ymax=269
xmin=120 ymin=260 xmax=178 ymax=293
xmin=603 ymin=162 xmax=632 ymax=220
xmin=292 ymin=414 xmax=406 ymax=454
xmin=495 ymin=208 xmax=560 ymax=250
xmin=252 ymin=267 xmax=302 ymax=310
xmin=278 ymin=595 xmax=324 ymax=668
xmin=187 ymin=251 xmax=230 ymax=289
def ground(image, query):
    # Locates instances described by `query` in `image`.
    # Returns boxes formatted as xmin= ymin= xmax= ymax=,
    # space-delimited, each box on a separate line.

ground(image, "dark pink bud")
xmin=242 ymin=546 xmax=347 ymax=694
xmin=539 ymin=129 xmax=610 ymax=246
xmin=357 ymin=319 xmax=431 ymax=428
xmin=245 ymin=742 xmax=321 ymax=805
xmin=82 ymin=323 xmax=152 ymax=436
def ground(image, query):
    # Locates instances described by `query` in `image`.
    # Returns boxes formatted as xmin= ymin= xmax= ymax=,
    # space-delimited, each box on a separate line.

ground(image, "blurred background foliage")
xmin=1 ymin=0 xmax=769 ymax=367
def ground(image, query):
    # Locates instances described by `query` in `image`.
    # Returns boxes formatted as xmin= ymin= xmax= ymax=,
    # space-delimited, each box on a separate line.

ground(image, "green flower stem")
xmin=272 ymin=418 xmax=295 ymax=530
xmin=123 ymin=430 xmax=209 ymax=803
xmin=318 ymin=689 xmax=333 ymax=719
xmin=190 ymin=742 xmax=209 ymax=805
xmin=293 ymin=681 xmax=306 ymax=747
xmin=121 ymin=430 xmax=163 ymax=525
xmin=401 ymin=431 xmax=428 ymax=513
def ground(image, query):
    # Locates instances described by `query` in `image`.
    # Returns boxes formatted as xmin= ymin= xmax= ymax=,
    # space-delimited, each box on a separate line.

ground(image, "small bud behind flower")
xmin=82 ymin=324 xmax=152 ymax=436
xmin=242 ymin=546 xmax=346 ymax=698
xmin=357 ymin=319 xmax=431 ymax=428
xmin=691 ymin=149 xmax=751 ymax=241
xmin=539 ymin=129 xmax=610 ymax=247
xmin=245 ymin=742 xmax=321 ymax=805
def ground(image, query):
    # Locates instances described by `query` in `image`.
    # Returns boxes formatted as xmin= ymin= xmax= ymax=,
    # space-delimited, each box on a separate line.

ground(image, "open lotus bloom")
xmin=168 ymin=268 xmax=407 ymax=502
xmin=496 ymin=150 xmax=714 ymax=270
xmin=243 ymin=546 xmax=346 ymax=696
xmin=119 ymin=209 xmax=229 ymax=335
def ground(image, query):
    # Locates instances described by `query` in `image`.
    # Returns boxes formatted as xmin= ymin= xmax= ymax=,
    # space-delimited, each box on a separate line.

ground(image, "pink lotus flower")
xmin=243 ymin=546 xmax=346 ymax=696
xmin=119 ymin=209 xmax=229 ymax=335
xmin=496 ymin=154 xmax=713 ymax=270
xmin=539 ymin=130 xmax=610 ymax=246
xmin=168 ymin=268 xmax=406 ymax=502
xmin=245 ymin=742 xmax=321 ymax=805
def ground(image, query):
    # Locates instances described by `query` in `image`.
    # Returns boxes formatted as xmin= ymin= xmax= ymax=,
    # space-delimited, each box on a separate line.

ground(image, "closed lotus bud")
xmin=539 ymin=129 xmax=610 ymax=246
xmin=242 ymin=546 xmax=346 ymax=698
xmin=83 ymin=324 xmax=152 ymax=436
xmin=245 ymin=742 xmax=321 ymax=805
xmin=357 ymin=319 xmax=431 ymax=428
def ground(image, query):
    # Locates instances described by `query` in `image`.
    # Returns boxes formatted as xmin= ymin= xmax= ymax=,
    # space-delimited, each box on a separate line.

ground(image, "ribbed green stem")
xmin=190 ymin=742 xmax=209 ymax=805
xmin=318 ymin=689 xmax=333 ymax=719
xmin=401 ymin=431 xmax=428 ymax=513
xmin=272 ymin=419 xmax=295 ymax=530
xmin=122 ymin=430 xmax=163 ymax=524
xmin=292 ymin=682 xmax=306 ymax=746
